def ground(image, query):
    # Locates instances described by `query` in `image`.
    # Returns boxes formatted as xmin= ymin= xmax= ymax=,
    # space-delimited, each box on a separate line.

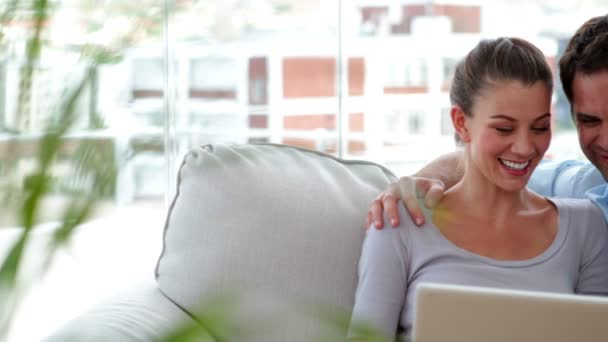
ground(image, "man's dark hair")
xmin=559 ymin=14 xmax=608 ymax=109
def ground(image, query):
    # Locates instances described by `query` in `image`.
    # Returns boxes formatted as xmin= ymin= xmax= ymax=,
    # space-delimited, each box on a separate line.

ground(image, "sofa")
xmin=44 ymin=143 xmax=397 ymax=341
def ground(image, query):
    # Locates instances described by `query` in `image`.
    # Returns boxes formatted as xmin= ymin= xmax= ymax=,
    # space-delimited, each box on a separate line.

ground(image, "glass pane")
xmin=167 ymin=0 xmax=341 ymax=169
xmin=0 ymin=1 xmax=169 ymax=225
xmin=1 ymin=0 xmax=166 ymax=340
xmin=340 ymin=0 xmax=608 ymax=174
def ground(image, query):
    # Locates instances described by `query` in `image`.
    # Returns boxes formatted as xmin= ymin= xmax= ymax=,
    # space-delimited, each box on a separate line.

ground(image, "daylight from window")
xmin=1 ymin=0 xmax=608 ymax=340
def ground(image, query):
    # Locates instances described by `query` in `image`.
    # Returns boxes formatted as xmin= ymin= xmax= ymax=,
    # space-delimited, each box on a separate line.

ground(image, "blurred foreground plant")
xmin=157 ymin=291 xmax=389 ymax=342
xmin=0 ymin=0 xmax=117 ymax=340
xmin=0 ymin=1 xmax=387 ymax=340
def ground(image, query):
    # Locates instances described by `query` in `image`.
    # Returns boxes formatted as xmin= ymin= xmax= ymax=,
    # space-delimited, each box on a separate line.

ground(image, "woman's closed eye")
xmin=495 ymin=125 xmax=549 ymax=134
xmin=531 ymin=126 xmax=550 ymax=133
xmin=495 ymin=127 xmax=513 ymax=134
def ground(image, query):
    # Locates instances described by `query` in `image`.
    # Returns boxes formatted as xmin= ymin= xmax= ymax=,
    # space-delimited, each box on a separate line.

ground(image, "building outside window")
xmin=1 ymin=0 xmax=604 ymax=340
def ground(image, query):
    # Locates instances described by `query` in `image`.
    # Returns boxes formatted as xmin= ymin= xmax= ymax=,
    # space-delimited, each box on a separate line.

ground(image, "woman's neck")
xmin=444 ymin=165 xmax=535 ymax=226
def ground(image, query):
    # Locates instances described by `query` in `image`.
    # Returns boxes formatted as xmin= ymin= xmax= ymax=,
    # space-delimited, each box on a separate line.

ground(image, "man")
xmin=367 ymin=14 xmax=608 ymax=228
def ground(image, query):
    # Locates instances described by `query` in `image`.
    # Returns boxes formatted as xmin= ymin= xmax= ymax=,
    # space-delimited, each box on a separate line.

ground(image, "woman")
xmin=348 ymin=37 xmax=608 ymax=340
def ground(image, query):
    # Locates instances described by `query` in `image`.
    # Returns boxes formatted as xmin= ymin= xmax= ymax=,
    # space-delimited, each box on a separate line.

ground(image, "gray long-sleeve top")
xmin=349 ymin=197 xmax=608 ymax=340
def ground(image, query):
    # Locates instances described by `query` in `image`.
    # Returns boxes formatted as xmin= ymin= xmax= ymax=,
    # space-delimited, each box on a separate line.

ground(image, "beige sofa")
xmin=45 ymin=143 xmax=396 ymax=341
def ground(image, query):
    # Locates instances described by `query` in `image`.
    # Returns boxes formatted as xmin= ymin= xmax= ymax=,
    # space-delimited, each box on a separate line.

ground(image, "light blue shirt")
xmin=530 ymin=160 xmax=608 ymax=218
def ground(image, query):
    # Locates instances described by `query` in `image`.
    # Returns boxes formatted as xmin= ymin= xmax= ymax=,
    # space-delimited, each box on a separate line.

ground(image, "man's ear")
xmin=451 ymin=105 xmax=470 ymax=143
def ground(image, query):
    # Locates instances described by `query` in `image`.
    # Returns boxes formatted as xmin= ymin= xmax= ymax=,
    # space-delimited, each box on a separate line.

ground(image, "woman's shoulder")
xmin=549 ymin=197 xmax=601 ymax=214
xmin=365 ymin=202 xmax=429 ymax=244
xmin=550 ymin=197 xmax=607 ymax=234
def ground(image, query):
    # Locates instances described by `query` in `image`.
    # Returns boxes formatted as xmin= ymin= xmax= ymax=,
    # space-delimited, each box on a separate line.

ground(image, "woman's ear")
xmin=451 ymin=105 xmax=471 ymax=143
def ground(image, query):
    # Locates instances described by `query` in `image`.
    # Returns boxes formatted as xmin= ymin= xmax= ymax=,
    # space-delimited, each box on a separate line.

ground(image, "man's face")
xmin=572 ymin=69 xmax=608 ymax=181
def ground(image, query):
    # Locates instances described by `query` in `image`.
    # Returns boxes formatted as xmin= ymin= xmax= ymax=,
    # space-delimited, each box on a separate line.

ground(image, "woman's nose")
xmin=511 ymin=133 xmax=535 ymax=156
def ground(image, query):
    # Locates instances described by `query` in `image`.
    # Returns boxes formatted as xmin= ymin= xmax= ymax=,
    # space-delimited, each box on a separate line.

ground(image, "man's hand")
xmin=366 ymin=176 xmax=446 ymax=229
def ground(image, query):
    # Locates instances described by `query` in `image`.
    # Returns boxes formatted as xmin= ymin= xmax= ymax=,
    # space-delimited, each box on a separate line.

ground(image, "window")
xmin=408 ymin=110 xmax=424 ymax=135
xmin=132 ymin=58 xmax=164 ymax=99
xmin=248 ymin=57 xmax=268 ymax=105
xmin=189 ymin=57 xmax=238 ymax=99
xmin=441 ymin=107 xmax=455 ymax=136
xmin=385 ymin=58 xmax=428 ymax=88
xmin=3 ymin=1 xmax=602 ymax=340
xmin=442 ymin=57 xmax=459 ymax=86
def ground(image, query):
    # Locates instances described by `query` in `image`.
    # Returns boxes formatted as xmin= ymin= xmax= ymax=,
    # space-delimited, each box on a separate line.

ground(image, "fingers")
xmin=424 ymin=181 xmax=445 ymax=208
xmin=401 ymin=194 xmax=425 ymax=227
xmin=393 ymin=177 xmax=423 ymax=227
xmin=369 ymin=196 xmax=385 ymax=229
xmin=383 ymin=194 xmax=400 ymax=227
xmin=366 ymin=176 xmax=442 ymax=231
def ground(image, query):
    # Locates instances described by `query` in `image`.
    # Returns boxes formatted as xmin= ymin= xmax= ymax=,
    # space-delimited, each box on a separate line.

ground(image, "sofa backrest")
xmin=155 ymin=143 xmax=396 ymax=340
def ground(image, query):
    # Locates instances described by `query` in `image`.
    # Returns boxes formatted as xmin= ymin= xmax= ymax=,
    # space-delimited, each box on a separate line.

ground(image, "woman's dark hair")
xmin=559 ymin=15 xmax=608 ymax=112
xmin=450 ymin=37 xmax=553 ymax=117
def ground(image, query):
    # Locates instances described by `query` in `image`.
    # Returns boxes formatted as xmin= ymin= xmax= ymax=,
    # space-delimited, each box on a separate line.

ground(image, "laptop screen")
xmin=412 ymin=282 xmax=608 ymax=342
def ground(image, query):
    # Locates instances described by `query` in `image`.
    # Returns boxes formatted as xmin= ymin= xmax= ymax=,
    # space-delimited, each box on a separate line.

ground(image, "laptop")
xmin=412 ymin=282 xmax=608 ymax=342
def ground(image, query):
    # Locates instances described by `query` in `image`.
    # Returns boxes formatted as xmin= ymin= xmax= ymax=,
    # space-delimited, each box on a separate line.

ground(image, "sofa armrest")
xmin=43 ymin=279 xmax=196 ymax=342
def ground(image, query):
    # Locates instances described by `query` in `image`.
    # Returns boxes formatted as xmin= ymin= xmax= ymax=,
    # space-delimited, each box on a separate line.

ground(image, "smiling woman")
xmin=458 ymin=80 xmax=551 ymax=191
xmin=348 ymin=36 xmax=608 ymax=341
xmin=447 ymin=37 xmax=553 ymax=191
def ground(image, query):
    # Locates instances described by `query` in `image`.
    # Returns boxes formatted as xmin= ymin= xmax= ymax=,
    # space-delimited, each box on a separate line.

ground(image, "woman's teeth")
xmin=499 ymin=159 xmax=529 ymax=170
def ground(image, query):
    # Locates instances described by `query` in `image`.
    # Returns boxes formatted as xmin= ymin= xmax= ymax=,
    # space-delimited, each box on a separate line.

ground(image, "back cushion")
xmin=155 ymin=143 xmax=396 ymax=341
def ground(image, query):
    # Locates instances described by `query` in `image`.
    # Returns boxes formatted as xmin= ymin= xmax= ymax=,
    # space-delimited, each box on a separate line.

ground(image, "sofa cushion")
xmin=43 ymin=279 xmax=197 ymax=342
xmin=155 ymin=143 xmax=396 ymax=340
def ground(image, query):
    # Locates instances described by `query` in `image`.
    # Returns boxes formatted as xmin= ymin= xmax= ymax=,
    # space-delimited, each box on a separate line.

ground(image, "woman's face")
xmin=460 ymin=80 xmax=552 ymax=192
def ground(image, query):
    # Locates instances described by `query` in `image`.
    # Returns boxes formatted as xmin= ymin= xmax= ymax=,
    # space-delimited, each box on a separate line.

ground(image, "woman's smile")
xmin=498 ymin=157 xmax=532 ymax=176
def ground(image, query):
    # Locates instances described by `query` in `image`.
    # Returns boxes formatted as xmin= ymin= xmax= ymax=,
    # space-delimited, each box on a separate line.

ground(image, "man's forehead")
xmin=572 ymin=70 xmax=608 ymax=109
